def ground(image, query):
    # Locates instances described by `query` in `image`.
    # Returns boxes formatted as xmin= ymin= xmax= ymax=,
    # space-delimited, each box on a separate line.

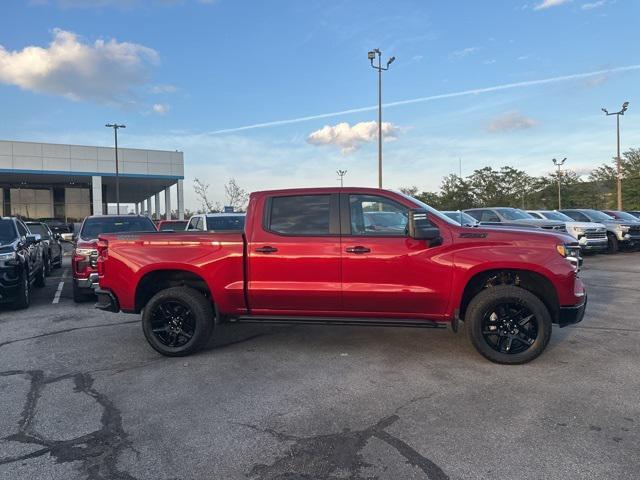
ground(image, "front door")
xmin=340 ymin=193 xmax=452 ymax=318
xmin=247 ymin=193 xmax=342 ymax=314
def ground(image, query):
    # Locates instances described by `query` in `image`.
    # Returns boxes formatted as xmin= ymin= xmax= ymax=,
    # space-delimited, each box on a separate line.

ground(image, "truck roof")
xmin=250 ymin=187 xmax=395 ymax=197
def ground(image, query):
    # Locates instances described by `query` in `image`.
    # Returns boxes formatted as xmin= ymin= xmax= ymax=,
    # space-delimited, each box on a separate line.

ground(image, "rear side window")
xmin=268 ymin=195 xmax=331 ymax=235
xmin=81 ymin=217 xmax=156 ymax=240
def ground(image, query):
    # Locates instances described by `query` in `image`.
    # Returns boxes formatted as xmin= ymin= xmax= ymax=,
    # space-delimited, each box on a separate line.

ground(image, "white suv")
xmin=527 ymin=210 xmax=607 ymax=253
xmin=186 ymin=213 xmax=246 ymax=232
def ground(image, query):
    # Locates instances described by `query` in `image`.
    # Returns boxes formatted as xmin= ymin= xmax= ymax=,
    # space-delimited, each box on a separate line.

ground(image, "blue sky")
xmin=1 ymin=0 xmax=638 ymax=209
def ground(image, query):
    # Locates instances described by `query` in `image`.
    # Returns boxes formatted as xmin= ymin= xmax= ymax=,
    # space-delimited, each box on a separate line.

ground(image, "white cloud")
xmin=582 ymin=0 xmax=607 ymax=9
xmin=487 ymin=111 xmax=538 ymax=132
xmin=0 ymin=29 xmax=159 ymax=104
xmin=451 ymin=47 xmax=479 ymax=58
xmin=483 ymin=59 xmax=497 ymax=65
xmin=534 ymin=0 xmax=571 ymax=9
xmin=307 ymin=121 xmax=400 ymax=154
xmin=152 ymin=103 xmax=170 ymax=115
xmin=149 ymin=84 xmax=178 ymax=94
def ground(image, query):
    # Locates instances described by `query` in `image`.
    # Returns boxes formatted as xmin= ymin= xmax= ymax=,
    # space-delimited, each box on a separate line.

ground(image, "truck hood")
xmin=564 ymin=222 xmax=606 ymax=230
xmin=461 ymin=224 xmax=575 ymax=244
xmin=510 ymin=218 xmax=565 ymax=228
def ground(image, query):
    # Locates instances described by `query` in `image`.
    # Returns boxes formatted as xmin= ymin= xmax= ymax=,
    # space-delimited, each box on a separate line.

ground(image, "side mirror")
xmin=54 ymin=232 xmax=61 ymax=240
xmin=408 ymin=209 xmax=442 ymax=245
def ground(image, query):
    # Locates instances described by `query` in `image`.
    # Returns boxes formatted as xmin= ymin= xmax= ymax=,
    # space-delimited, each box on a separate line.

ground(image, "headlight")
xmin=571 ymin=226 xmax=585 ymax=233
xmin=0 ymin=251 xmax=16 ymax=261
xmin=617 ymin=225 xmax=630 ymax=232
xmin=556 ymin=245 xmax=567 ymax=257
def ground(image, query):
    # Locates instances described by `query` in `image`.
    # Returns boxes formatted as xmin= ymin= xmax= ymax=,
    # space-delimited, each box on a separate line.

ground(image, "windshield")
xmin=206 ymin=215 xmax=245 ymax=231
xmin=496 ymin=208 xmax=534 ymax=220
xmin=610 ymin=211 xmax=639 ymax=222
xmin=540 ymin=211 xmax=573 ymax=222
xmin=81 ymin=216 xmax=157 ymax=240
xmin=26 ymin=223 xmax=50 ymax=238
xmin=159 ymin=221 xmax=188 ymax=231
xmin=443 ymin=211 xmax=477 ymax=226
xmin=395 ymin=191 xmax=459 ymax=225
xmin=585 ymin=210 xmax=615 ymax=222
xmin=0 ymin=220 xmax=17 ymax=244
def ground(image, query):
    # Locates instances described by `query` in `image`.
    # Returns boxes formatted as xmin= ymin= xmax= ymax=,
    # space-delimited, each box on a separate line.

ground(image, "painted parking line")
xmin=52 ymin=269 xmax=69 ymax=304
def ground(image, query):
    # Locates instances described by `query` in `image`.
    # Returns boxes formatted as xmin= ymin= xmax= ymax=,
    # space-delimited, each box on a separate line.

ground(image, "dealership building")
xmin=0 ymin=140 xmax=185 ymax=222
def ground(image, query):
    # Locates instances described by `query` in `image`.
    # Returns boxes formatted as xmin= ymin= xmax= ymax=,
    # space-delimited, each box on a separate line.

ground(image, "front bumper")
xmin=557 ymin=293 xmax=587 ymax=328
xmin=75 ymin=272 xmax=99 ymax=290
xmin=0 ymin=264 xmax=21 ymax=304
xmin=95 ymin=288 xmax=120 ymax=312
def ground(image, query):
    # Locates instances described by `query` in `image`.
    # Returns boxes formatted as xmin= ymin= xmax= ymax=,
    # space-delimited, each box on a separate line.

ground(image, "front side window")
xmin=16 ymin=221 xmax=28 ymax=238
xmin=349 ymin=195 xmax=408 ymax=236
xmin=497 ymin=208 xmax=533 ymax=221
xmin=478 ymin=210 xmax=500 ymax=222
xmin=268 ymin=195 xmax=331 ymax=235
xmin=27 ymin=223 xmax=50 ymax=239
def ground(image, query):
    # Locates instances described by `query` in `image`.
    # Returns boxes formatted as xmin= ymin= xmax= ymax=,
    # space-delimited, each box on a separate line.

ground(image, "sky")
xmin=0 ymin=0 xmax=639 ymax=210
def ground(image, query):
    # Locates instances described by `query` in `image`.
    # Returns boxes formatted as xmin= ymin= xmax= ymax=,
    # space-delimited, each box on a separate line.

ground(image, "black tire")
xmin=73 ymin=281 xmax=93 ymax=303
xmin=12 ymin=269 xmax=31 ymax=310
xmin=142 ymin=287 xmax=214 ymax=357
xmin=44 ymin=254 xmax=52 ymax=276
xmin=465 ymin=285 xmax=552 ymax=365
xmin=34 ymin=263 xmax=46 ymax=288
xmin=606 ymin=233 xmax=619 ymax=254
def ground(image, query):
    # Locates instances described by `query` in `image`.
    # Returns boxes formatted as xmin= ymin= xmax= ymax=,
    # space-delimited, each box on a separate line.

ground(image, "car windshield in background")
xmin=81 ymin=217 xmax=156 ymax=240
xmin=364 ymin=211 xmax=407 ymax=229
xmin=0 ymin=220 xmax=17 ymax=244
xmin=611 ymin=211 xmax=639 ymax=222
xmin=443 ymin=211 xmax=478 ymax=226
xmin=395 ymin=191 xmax=459 ymax=226
xmin=497 ymin=208 xmax=533 ymax=220
xmin=159 ymin=221 xmax=188 ymax=231
xmin=26 ymin=223 xmax=50 ymax=238
xmin=586 ymin=210 xmax=615 ymax=222
xmin=541 ymin=211 xmax=573 ymax=222
xmin=206 ymin=216 xmax=245 ymax=231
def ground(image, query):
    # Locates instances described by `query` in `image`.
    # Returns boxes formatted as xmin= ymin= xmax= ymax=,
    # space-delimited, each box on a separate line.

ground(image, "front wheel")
xmin=606 ymin=233 xmax=619 ymax=254
xmin=12 ymin=270 xmax=31 ymax=310
xmin=34 ymin=263 xmax=46 ymax=288
xmin=465 ymin=285 xmax=552 ymax=365
xmin=142 ymin=287 xmax=214 ymax=357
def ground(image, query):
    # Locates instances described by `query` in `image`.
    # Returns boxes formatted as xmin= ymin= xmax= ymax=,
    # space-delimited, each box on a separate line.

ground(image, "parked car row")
xmin=0 ymin=217 xmax=54 ymax=309
xmin=443 ymin=207 xmax=640 ymax=254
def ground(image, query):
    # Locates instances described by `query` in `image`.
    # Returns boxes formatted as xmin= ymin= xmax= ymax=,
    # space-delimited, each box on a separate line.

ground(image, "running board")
xmin=235 ymin=315 xmax=447 ymax=329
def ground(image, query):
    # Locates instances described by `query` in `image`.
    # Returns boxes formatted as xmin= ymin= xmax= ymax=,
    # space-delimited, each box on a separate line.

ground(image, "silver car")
xmin=527 ymin=210 xmax=607 ymax=252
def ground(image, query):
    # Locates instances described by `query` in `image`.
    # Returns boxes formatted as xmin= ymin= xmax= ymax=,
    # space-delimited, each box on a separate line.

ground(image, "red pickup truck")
xmin=95 ymin=187 xmax=586 ymax=364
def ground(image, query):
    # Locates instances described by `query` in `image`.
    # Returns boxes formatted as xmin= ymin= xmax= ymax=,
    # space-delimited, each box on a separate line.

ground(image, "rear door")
xmin=339 ymin=193 xmax=452 ymax=318
xmin=247 ymin=193 xmax=342 ymax=313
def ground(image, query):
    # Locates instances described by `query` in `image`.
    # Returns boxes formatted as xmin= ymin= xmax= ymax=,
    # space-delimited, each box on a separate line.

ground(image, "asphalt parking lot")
xmin=0 ymin=250 xmax=639 ymax=480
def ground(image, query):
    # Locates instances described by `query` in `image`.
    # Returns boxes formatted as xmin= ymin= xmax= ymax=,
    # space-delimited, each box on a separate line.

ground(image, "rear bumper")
xmin=557 ymin=293 xmax=587 ymax=328
xmin=75 ymin=272 xmax=99 ymax=290
xmin=95 ymin=288 xmax=120 ymax=312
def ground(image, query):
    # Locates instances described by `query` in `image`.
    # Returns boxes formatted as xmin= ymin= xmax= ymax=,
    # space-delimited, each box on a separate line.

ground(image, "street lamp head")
xmin=367 ymin=51 xmax=376 ymax=60
xmin=601 ymin=108 xmax=609 ymax=115
xmin=387 ymin=56 xmax=396 ymax=66
xmin=621 ymin=101 xmax=629 ymax=113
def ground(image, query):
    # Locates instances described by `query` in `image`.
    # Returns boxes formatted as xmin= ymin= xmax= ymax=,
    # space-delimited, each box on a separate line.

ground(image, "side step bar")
xmin=235 ymin=315 xmax=447 ymax=329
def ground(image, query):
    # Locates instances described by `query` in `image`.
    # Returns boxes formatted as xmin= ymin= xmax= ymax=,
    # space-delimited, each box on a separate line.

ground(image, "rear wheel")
xmin=44 ymin=254 xmax=52 ymax=276
xmin=142 ymin=287 xmax=214 ymax=357
xmin=12 ymin=269 xmax=31 ymax=310
xmin=465 ymin=285 xmax=552 ymax=365
xmin=607 ymin=233 xmax=619 ymax=254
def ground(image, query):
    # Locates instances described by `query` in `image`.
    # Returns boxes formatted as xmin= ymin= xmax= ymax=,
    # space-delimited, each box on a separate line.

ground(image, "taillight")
xmin=96 ymin=239 xmax=109 ymax=275
xmin=74 ymin=242 xmax=98 ymax=273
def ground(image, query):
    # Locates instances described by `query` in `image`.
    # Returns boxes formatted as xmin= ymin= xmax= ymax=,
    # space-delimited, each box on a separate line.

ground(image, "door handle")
xmin=346 ymin=246 xmax=371 ymax=254
xmin=255 ymin=246 xmax=278 ymax=254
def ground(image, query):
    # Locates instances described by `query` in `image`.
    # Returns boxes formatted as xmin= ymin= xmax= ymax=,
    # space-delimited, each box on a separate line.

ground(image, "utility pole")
xmin=602 ymin=102 xmax=629 ymax=210
xmin=367 ymin=49 xmax=395 ymax=188
xmin=336 ymin=169 xmax=347 ymax=188
xmin=105 ymin=123 xmax=126 ymax=214
xmin=552 ymin=157 xmax=566 ymax=210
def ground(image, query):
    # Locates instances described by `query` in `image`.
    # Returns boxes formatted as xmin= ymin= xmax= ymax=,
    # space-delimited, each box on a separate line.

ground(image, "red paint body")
xmin=98 ymin=188 xmax=586 ymax=321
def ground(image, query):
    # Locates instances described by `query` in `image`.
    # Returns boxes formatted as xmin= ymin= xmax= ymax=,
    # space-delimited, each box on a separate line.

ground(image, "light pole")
xmin=602 ymin=101 xmax=629 ymax=210
xmin=336 ymin=169 xmax=347 ymax=188
xmin=105 ymin=123 xmax=126 ymax=214
xmin=368 ymin=49 xmax=395 ymax=189
xmin=552 ymin=157 xmax=566 ymax=210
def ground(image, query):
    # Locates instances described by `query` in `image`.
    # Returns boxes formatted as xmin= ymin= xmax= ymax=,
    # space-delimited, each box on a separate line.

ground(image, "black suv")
xmin=26 ymin=221 xmax=64 ymax=275
xmin=0 ymin=217 xmax=46 ymax=309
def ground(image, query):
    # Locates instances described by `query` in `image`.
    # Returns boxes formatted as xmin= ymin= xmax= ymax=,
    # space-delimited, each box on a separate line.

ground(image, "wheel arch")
xmin=458 ymin=268 xmax=560 ymax=323
xmin=134 ymin=269 xmax=214 ymax=315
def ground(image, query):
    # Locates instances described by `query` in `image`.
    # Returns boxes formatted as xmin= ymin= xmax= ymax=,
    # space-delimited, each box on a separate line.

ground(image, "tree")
xmin=193 ymin=178 xmax=221 ymax=213
xmin=224 ymin=178 xmax=249 ymax=212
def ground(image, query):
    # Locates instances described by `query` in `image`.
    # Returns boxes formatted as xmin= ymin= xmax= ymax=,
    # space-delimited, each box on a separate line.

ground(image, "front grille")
xmin=629 ymin=225 xmax=640 ymax=236
xmin=584 ymin=229 xmax=607 ymax=240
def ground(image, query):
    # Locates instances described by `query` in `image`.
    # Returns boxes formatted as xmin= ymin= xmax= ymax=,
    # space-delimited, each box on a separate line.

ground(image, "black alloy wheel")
xmin=150 ymin=300 xmax=196 ymax=348
xmin=481 ymin=303 xmax=538 ymax=355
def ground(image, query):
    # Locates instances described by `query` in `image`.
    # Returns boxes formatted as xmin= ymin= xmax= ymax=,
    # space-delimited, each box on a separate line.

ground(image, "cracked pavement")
xmin=0 ymin=252 xmax=639 ymax=479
